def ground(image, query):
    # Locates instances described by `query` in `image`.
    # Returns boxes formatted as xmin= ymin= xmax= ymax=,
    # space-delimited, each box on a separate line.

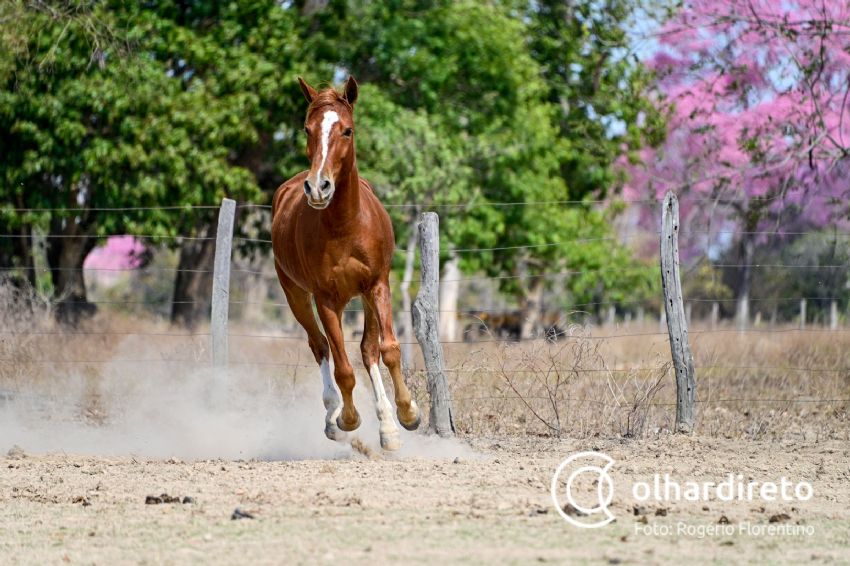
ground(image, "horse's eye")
xmin=342 ymin=127 xmax=353 ymax=138
xmin=304 ymin=127 xmax=310 ymax=136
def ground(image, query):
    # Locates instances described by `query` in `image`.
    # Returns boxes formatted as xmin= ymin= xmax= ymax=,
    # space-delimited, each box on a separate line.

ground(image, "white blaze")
xmin=318 ymin=110 xmax=339 ymax=179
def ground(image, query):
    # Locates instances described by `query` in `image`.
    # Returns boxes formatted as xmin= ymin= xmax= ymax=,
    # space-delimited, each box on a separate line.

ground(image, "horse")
xmin=271 ymin=76 xmax=421 ymax=451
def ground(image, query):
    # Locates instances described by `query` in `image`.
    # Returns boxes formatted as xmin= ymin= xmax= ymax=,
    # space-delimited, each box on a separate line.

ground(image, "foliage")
xmin=527 ymin=0 xmax=666 ymax=197
xmin=0 ymin=0 xmax=666 ymax=316
xmin=320 ymin=0 xmax=661 ymax=304
xmin=624 ymin=0 xmax=850 ymax=247
xmin=719 ymin=231 xmax=850 ymax=320
xmin=354 ymin=84 xmax=473 ymax=244
xmin=0 ymin=3 xmax=267 ymax=260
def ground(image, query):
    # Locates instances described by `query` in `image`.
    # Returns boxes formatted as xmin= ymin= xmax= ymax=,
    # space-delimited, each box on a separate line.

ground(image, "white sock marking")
xmin=368 ymin=364 xmax=399 ymax=438
xmin=321 ymin=358 xmax=341 ymax=421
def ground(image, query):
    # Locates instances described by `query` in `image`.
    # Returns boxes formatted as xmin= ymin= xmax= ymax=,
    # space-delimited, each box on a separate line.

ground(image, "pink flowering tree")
xmin=84 ymin=236 xmax=147 ymax=272
xmin=623 ymin=0 xmax=850 ymax=325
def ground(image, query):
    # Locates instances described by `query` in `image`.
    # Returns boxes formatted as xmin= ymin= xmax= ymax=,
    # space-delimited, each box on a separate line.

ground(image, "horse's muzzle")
xmin=304 ymin=178 xmax=334 ymax=209
xmin=307 ymin=197 xmax=331 ymax=209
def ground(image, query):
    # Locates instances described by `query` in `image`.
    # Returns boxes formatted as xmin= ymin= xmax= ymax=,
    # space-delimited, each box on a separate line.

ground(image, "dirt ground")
xmin=2 ymin=311 xmax=849 ymax=564
xmin=2 ymin=434 xmax=849 ymax=565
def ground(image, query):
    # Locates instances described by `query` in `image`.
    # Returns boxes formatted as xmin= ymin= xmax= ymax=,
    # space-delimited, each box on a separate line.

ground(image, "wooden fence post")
xmin=660 ymin=192 xmax=696 ymax=433
xmin=411 ymin=212 xmax=455 ymax=437
xmin=831 ymin=300 xmax=839 ymax=330
xmin=211 ymin=198 xmax=236 ymax=368
xmin=710 ymin=302 xmax=719 ymax=329
xmin=606 ymin=305 xmax=616 ymax=327
xmin=799 ymin=298 xmax=807 ymax=330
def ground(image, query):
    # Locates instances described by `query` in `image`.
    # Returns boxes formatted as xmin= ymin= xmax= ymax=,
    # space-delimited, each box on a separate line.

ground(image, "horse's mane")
xmin=308 ymin=88 xmax=352 ymax=113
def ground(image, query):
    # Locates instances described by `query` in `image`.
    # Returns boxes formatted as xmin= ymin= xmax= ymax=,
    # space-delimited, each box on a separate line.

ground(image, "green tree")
xmin=1 ymin=3 xmax=265 ymax=323
xmin=1 ymin=0 xmax=664 ymax=332
xmin=305 ymin=0 xmax=661 ymax=334
xmin=0 ymin=1 xmax=313 ymax=325
xmin=355 ymin=83 xmax=472 ymax=352
xmin=527 ymin=0 xmax=665 ymax=196
xmin=114 ymin=1 xmax=310 ymax=326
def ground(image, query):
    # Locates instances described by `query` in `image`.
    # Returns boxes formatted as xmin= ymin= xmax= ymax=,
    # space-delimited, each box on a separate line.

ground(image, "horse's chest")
xmin=322 ymin=256 xmax=371 ymax=293
xmin=283 ymin=242 xmax=371 ymax=296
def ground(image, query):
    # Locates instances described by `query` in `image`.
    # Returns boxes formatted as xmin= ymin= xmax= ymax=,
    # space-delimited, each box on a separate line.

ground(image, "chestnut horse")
xmin=271 ymin=76 xmax=420 ymax=451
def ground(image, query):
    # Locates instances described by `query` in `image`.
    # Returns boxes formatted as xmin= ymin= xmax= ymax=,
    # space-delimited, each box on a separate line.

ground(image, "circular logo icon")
xmin=551 ymin=451 xmax=616 ymax=528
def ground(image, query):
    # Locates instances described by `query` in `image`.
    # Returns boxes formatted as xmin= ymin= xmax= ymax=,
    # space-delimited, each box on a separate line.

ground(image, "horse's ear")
xmin=343 ymin=75 xmax=358 ymax=107
xmin=298 ymin=77 xmax=317 ymax=104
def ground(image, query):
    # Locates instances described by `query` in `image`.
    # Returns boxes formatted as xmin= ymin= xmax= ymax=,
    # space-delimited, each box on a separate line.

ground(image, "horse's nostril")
xmin=320 ymin=179 xmax=331 ymax=192
xmin=303 ymin=180 xmax=312 ymax=195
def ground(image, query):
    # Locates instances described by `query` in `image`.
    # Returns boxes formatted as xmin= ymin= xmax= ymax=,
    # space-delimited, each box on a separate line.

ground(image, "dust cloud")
xmin=0 ymin=337 xmax=474 ymax=462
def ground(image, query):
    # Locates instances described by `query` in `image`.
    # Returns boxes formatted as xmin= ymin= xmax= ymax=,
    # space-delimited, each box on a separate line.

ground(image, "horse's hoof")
xmin=399 ymin=412 xmax=421 ymax=431
xmin=398 ymin=401 xmax=421 ymax=431
xmin=324 ymin=422 xmax=346 ymax=441
xmin=337 ymin=411 xmax=361 ymax=432
xmin=380 ymin=430 xmax=401 ymax=451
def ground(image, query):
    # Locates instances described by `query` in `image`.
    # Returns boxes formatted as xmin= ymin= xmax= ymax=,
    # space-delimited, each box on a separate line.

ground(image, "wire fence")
xmin=3 ymin=206 xmax=849 ymax=319
xmin=1 ymin=200 xmax=850 ymax=423
xmin=0 ymin=194 xmax=816 ymax=214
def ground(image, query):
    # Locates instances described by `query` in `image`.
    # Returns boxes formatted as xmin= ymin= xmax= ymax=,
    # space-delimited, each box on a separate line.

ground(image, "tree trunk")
xmin=0 ymin=195 xmax=37 ymax=289
xmin=240 ymin=271 xmax=270 ymax=324
xmin=399 ymin=219 xmax=418 ymax=367
xmin=735 ymin=230 xmax=755 ymax=331
xmin=171 ymin=215 xmax=217 ymax=329
xmin=519 ymin=278 xmax=544 ymax=339
xmin=46 ymin=219 xmax=96 ymax=326
xmin=0 ymin=226 xmax=36 ymax=288
xmin=438 ymin=252 xmax=460 ymax=342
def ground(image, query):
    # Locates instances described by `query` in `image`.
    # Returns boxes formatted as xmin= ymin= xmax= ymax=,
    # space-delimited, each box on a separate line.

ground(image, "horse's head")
xmin=298 ymin=76 xmax=359 ymax=210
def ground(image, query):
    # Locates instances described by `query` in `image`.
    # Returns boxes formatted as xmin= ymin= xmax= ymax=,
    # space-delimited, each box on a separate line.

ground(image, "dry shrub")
xmin=439 ymin=321 xmax=850 ymax=442
xmin=442 ymin=324 xmax=671 ymax=439
xmin=0 ymin=279 xmax=52 ymax=392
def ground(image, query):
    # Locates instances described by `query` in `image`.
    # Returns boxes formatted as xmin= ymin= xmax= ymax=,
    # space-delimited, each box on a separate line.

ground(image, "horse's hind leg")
xmin=275 ymin=269 xmax=343 ymax=441
xmin=314 ymin=297 xmax=361 ymax=433
xmin=360 ymin=300 xmax=401 ymax=450
xmin=367 ymin=281 xmax=421 ymax=431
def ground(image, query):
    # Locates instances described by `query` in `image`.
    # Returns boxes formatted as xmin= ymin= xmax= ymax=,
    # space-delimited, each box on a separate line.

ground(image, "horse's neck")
xmin=323 ymin=163 xmax=361 ymax=230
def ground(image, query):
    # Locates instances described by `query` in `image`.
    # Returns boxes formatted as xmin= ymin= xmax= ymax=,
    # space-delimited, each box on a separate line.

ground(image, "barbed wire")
xmin=3 ymin=193 xmax=840 ymax=214
xmin=1 ymin=360 xmax=847 ymax=375
xmin=4 ymin=228 xmax=850 ymax=258
xmin=228 ymin=295 xmax=842 ymax=313
xmin=4 ymin=294 xmax=835 ymax=312
xmin=1 ymin=351 xmax=844 ymax=406
xmin=0 ymin=205 xmax=222 ymax=213
xmin=4 ymin=327 xmax=847 ymax=343
xmin=451 ymin=396 xmax=850 ymax=406
xmin=219 ymin=327 xmax=850 ymax=343
xmin=2 ymin=261 xmax=846 ymax=283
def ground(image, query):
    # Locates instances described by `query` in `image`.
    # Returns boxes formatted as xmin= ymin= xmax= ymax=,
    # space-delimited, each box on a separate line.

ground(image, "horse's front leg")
xmin=315 ymin=297 xmax=361 ymax=432
xmin=361 ymin=300 xmax=401 ymax=451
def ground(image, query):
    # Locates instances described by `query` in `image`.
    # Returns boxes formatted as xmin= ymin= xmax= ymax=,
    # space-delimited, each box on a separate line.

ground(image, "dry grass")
xmin=1 ymin=288 xmax=848 ymax=444
xmin=441 ymin=323 xmax=850 ymax=441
